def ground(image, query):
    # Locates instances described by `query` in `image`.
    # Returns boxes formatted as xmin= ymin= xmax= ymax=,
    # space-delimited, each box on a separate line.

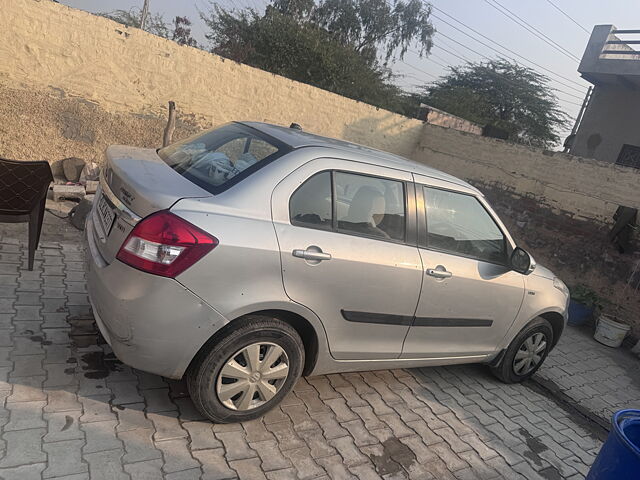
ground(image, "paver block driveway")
xmin=0 ymin=238 xmax=608 ymax=479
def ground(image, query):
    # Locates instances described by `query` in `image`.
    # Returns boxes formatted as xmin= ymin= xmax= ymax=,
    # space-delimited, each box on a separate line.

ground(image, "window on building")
xmin=616 ymin=144 xmax=640 ymax=169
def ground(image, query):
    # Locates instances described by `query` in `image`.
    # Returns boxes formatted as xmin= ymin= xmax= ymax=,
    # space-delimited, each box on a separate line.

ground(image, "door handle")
xmin=292 ymin=249 xmax=332 ymax=261
xmin=426 ymin=265 xmax=452 ymax=279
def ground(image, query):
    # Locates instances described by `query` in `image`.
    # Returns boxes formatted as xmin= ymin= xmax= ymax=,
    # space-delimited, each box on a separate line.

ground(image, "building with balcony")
xmin=569 ymin=25 xmax=640 ymax=168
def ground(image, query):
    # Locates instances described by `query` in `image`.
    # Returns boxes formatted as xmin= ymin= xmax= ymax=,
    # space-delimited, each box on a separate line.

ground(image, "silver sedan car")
xmin=85 ymin=122 xmax=569 ymax=423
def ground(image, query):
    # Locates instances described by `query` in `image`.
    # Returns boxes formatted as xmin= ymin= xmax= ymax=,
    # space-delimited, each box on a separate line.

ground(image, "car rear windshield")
xmin=158 ymin=123 xmax=289 ymax=194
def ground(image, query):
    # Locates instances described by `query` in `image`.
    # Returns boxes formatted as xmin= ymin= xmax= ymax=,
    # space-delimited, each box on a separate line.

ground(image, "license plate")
xmin=96 ymin=193 xmax=116 ymax=238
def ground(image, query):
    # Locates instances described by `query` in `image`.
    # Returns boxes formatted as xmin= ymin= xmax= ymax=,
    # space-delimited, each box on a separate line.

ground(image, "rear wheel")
xmin=491 ymin=318 xmax=553 ymax=383
xmin=187 ymin=315 xmax=304 ymax=423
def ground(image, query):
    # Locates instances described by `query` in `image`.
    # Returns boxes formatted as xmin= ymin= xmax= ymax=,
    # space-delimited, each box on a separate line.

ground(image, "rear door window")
xmin=158 ymin=123 xmax=288 ymax=194
xmin=289 ymin=172 xmax=333 ymax=231
xmin=289 ymin=170 xmax=406 ymax=242
xmin=335 ymin=172 xmax=405 ymax=241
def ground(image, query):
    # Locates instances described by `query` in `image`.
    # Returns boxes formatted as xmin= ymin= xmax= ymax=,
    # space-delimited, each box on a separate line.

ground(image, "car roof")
xmin=239 ymin=121 xmax=479 ymax=193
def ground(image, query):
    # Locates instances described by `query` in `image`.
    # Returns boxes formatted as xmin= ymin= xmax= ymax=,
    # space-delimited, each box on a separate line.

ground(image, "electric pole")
xmin=140 ymin=0 xmax=150 ymax=30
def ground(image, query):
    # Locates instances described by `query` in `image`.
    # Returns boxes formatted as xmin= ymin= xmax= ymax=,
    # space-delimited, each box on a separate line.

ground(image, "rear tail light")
xmin=116 ymin=211 xmax=218 ymax=278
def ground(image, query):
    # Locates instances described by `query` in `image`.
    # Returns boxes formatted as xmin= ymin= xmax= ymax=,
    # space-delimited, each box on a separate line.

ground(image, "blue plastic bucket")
xmin=568 ymin=300 xmax=594 ymax=326
xmin=586 ymin=410 xmax=640 ymax=479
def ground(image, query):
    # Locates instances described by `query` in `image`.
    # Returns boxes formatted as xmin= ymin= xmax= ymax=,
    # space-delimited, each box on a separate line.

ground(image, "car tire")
xmin=491 ymin=317 xmax=554 ymax=384
xmin=187 ymin=315 xmax=304 ymax=423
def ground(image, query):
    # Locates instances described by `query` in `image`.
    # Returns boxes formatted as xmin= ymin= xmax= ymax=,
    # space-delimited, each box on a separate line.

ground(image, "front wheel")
xmin=491 ymin=318 xmax=553 ymax=383
xmin=187 ymin=315 xmax=304 ymax=423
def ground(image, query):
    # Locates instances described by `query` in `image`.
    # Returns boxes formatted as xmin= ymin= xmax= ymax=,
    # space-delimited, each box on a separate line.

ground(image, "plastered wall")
xmin=0 ymin=0 xmax=423 ymax=163
xmin=415 ymin=123 xmax=640 ymax=223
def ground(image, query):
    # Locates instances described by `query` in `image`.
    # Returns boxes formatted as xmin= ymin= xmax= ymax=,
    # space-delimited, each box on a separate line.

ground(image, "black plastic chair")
xmin=0 ymin=158 xmax=53 ymax=270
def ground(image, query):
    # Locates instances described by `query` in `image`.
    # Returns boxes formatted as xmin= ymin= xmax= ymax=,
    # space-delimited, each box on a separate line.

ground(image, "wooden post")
xmin=163 ymin=101 xmax=176 ymax=147
xmin=140 ymin=0 xmax=150 ymax=30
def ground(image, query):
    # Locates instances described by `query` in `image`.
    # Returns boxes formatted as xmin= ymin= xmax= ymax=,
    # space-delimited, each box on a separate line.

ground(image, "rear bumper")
xmin=84 ymin=219 xmax=228 ymax=379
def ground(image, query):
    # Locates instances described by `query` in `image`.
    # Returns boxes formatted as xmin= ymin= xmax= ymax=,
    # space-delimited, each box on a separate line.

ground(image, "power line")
xmin=424 ymin=56 xmax=449 ymax=70
xmin=399 ymin=60 xmax=439 ymax=80
xmin=544 ymin=0 xmax=591 ymax=35
xmin=434 ymin=31 xmax=585 ymax=102
xmin=434 ymin=36 xmax=475 ymax=63
xmin=430 ymin=6 xmax=587 ymax=91
xmin=483 ymin=0 xmax=581 ymax=62
xmin=412 ymin=43 xmax=584 ymax=107
xmin=430 ymin=52 xmax=459 ymax=66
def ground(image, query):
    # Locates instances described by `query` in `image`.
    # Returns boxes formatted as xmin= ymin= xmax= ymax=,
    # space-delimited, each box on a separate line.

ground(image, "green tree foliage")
xmin=201 ymin=0 xmax=433 ymax=113
xmin=420 ymin=60 xmax=569 ymax=148
xmin=171 ymin=16 xmax=198 ymax=47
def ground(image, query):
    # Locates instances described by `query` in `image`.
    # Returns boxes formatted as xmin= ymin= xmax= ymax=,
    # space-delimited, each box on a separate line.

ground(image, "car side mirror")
xmin=511 ymin=247 xmax=536 ymax=275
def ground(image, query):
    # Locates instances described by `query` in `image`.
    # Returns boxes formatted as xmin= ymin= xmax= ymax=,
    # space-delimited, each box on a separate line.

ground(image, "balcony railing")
xmin=601 ymin=29 xmax=640 ymax=59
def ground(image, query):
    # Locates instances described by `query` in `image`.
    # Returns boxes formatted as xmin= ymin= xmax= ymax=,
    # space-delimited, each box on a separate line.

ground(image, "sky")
xmin=59 ymin=0 xmax=640 ymax=142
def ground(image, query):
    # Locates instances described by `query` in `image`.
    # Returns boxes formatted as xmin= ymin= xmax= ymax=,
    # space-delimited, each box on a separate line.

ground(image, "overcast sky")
xmin=59 ymin=0 xmax=640 ymax=141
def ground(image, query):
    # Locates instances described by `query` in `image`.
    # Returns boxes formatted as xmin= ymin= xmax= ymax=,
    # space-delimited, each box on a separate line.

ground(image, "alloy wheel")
xmin=216 ymin=342 xmax=290 ymax=411
xmin=512 ymin=332 xmax=547 ymax=376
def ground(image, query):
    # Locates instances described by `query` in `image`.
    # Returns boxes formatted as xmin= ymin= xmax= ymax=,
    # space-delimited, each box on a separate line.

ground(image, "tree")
xmin=311 ymin=0 xmax=434 ymax=63
xmin=200 ymin=0 xmax=434 ymax=113
xmin=171 ymin=16 xmax=198 ymax=47
xmin=100 ymin=9 xmax=170 ymax=38
xmin=420 ymin=60 xmax=569 ymax=148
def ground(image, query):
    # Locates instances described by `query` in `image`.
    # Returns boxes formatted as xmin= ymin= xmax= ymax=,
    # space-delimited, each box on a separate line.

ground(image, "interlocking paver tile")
xmin=174 ymin=397 xmax=207 ymax=422
xmin=166 ymin=467 xmax=203 ymax=480
xmin=192 ymin=448 xmax=237 ymax=479
xmin=242 ymin=419 xmax=275 ymax=443
xmin=250 ymin=439 xmax=292 ymax=471
xmin=7 ymin=376 xmax=46 ymax=401
xmin=282 ymin=404 xmax=319 ymax=431
xmin=184 ymin=421 xmax=223 ymax=450
xmin=124 ymin=459 xmax=164 ymax=479
xmin=156 ymin=437 xmax=200 ymax=473
xmin=84 ymin=448 xmax=129 ymax=480
xmin=10 ymin=354 xmax=44 ymax=378
xmin=307 ymin=376 xmax=341 ymax=400
xmin=328 ymin=436 xmax=369 ymax=467
xmin=229 ymin=458 xmax=268 ymax=480
xmin=430 ymin=442 xmax=469 ymax=472
xmin=281 ymin=446 xmax=326 ymax=479
xmin=317 ymin=454 xmax=358 ymax=480
xmin=150 ymin=411 xmax=188 ymax=442
xmin=399 ymin=435 xmax=439 ymax=465
xmin=4 ymin=399 xmax=46 ymax=430
xmin=142 ymin=387 xmax=176 ymax=413
xmin=120 ymin=427 xmax=163 ymax=463
xmin=265 ymin=420 xmax=306 ymax=451
xmin=115 ymin=402 xmax=153 ymax=432
xmin=46 ymin=387 xmax=82 ymax=412
xmin=361 ymin=392 xmax=395 ymax=416
xmin=110 ymin=380 xmax=143 ymax=405
xmin=0 ymin=427 xmax=46 ymax=467
xmin=298 ymin=428 xmax=337 ymax=458
xmin=79 ymin=394 xmax=115 ymax=422
xmin=43 ymin=438 xmax=88 ymax=478
xmin=351 ymin=405 xmax=386 ymax=431
xmin=216 ymin=430 xmax=257 ymax=461
xmin=341 ymin=419 xmax=378 ymax=447
xmin=44 ymin=362 xmax=78 ymax=388
xmin=0 ymin=463 xmax=46 ymax=480
xmin=82 ymin=419 xmax=123 ymax=453
xmin=295 ymin=389 xmax=331 ymax=415
xmin=348 ymin=462 xmax=384 ymax=480
xmin=43 ymin=410 xmax=84 ymax=442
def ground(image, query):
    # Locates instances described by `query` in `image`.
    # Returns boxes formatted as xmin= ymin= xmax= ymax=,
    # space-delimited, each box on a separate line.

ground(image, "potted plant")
xmin=568 ymin=284 xmax=600 ymax=326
